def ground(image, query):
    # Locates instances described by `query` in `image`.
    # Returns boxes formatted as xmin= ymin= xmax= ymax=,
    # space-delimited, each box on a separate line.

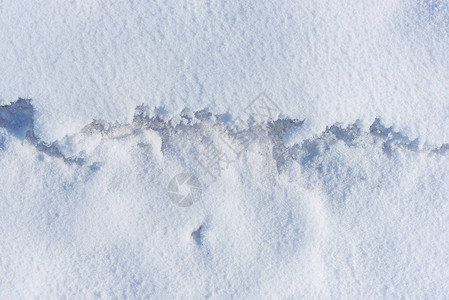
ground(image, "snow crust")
xmin=1 ymin=0 xmax=449 ymax=298
xmin=1 ymin=0 xmax=448 ymax=143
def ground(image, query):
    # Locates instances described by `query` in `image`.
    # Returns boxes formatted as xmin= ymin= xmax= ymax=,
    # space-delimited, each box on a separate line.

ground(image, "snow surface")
xmin=1 ymin=0 xmax=449 ymax=298
xmin=1 ymin=100 xmax=449 ymax=298
xmin=1 ymin=0 xmax=449 ymax=143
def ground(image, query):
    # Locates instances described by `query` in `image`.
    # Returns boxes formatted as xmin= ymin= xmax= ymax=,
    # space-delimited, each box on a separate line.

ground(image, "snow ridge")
xmin=1 ymin=99 xmax=447 ymax=171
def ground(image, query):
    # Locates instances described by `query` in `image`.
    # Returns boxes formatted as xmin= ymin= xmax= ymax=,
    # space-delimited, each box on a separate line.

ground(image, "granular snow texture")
xmin=1 ymin=1 xmax=449 ymax=299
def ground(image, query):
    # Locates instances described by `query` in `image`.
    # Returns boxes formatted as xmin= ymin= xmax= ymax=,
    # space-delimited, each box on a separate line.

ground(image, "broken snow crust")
xmin=1 ymin=100 xmax=449 ymax=298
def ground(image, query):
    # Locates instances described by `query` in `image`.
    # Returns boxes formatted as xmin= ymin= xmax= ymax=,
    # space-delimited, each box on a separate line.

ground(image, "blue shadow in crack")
xmin=0 ymin=98 xmax=34 ymax=140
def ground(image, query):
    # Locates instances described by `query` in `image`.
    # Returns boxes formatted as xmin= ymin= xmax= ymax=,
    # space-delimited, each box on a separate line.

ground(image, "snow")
xmin=1 ymin=0 xmax=448 ymax=143
xmin=1 ymin=0 xmax=449 ymax=298
xmin=1 ymin=101 xmax=449 ymax=298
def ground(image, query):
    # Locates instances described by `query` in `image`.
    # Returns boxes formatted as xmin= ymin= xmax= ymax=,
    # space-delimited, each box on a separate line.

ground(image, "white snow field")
xmin=1 ymin=0 xmax=449 ymax=299
xmin=0 ymin=0 xmax=449 ymax=143
xmin=1 ymin=100 xmax=449 ymax=299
